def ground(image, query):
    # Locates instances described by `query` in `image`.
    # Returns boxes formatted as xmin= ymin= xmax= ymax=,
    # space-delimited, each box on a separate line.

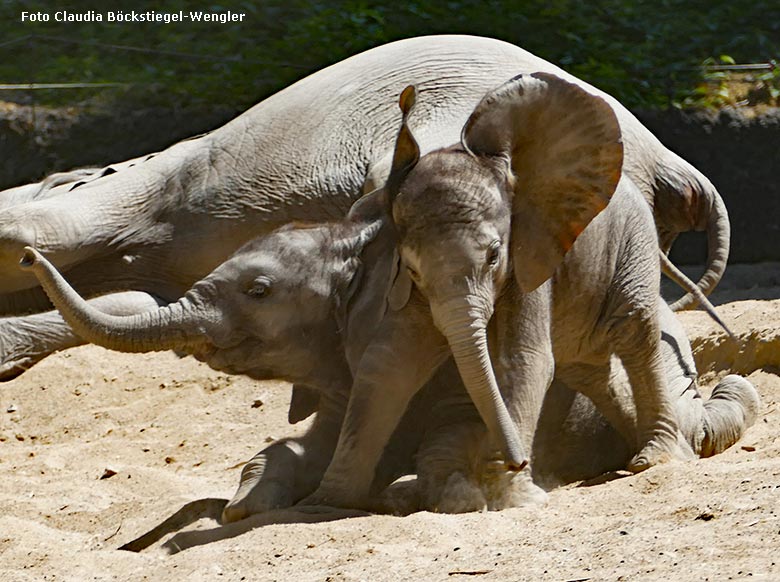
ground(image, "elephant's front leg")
xmin=221 ymin=386 xmax=348 ymax=523
xmin=610 ymin=303 xmax=687 ymax=471
xmin=485 ymin=282 xmax=553 ymax=507
xmin=491 ymin=283 xmax=554 ymax=454
xmin=302 ymin=301 xmax=448 ymax=509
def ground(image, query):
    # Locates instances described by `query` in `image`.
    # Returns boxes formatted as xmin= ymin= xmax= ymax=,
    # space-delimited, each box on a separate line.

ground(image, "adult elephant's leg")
xmin=302 ymin=300 xmax=449 ymax=509
xmin=0 ymin=291 xmax=166 ymax=380
xmin=222 ymin=385 xmax=350 ymax=523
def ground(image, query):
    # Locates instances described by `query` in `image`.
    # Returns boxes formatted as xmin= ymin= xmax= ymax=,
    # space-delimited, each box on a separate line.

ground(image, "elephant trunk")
xmin=20 ymin=247 xmax=211 ymax=353
xmin=431 ymin=296 xmax=526 ymax=471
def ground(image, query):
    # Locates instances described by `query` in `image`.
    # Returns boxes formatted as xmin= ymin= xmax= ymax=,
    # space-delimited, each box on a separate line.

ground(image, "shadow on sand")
xmin=118 ymin=498 xmax=375 ymax=554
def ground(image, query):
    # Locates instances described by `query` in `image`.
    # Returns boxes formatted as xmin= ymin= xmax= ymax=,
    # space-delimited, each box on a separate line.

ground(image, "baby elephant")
xmin=302 ymin=74 xmax=732 ymax=508
xmin=20 ymin=188 xmax=759 ymax=517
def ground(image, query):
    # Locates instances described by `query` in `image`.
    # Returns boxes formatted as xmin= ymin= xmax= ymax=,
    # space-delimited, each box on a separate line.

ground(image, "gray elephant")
xmin=19 ymin=188 xmax=757 ymax=518
xmin=299 ymin=72 xmax=725 ymax=509
xmin=1 ymin=35 xmax=728 ymax=380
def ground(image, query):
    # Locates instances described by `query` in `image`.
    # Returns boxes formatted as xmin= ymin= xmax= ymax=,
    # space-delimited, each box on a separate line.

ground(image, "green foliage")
xmin=0 ymin=0 xmax=777 ymax=110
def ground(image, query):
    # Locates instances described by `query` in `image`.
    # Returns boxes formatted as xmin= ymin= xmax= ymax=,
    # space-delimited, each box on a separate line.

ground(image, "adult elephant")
xmin=0 ymin=34 xmax=726 ymax=378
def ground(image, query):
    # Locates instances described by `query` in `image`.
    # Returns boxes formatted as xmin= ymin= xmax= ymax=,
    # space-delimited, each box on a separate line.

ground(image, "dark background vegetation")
xmin=0 ymin=0 xmax=778 ymax=110
xmin=0 ymin=1 xmax=778 ymax=264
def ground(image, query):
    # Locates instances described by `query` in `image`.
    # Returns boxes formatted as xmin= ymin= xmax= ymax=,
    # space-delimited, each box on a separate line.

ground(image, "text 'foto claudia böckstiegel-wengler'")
xmin=20 ymin=10 xmax=246 ymax=24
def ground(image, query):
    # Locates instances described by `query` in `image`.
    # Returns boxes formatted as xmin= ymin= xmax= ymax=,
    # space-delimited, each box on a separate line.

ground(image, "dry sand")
xmin=1 ymin=295 xmax=779 ymax=582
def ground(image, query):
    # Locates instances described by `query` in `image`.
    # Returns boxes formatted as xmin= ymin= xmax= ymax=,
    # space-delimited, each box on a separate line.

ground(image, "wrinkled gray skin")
xmin=300 ymin=72 xmax=720 ymax=509
xmin=419 ymin=301 xmax=760 ymax=512
xmin=1 ymin=35 xmax=727 ymax=379
xmin=20 ymin=196 xmax=759 ymax=517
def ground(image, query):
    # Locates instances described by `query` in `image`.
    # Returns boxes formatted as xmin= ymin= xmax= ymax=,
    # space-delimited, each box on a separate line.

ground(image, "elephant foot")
xmin=222 ymin=459 xmax=296 ymax=523
xmin=431 ymin=472 xmax=488 ymax=513
xmin=297 ymin=480 xmax=367 ymax=510
xmin=484 ymin=469 xmax=548 ymax=511
xmin=700 ymin=375 xmax=761 ymax=457
xmin=627 ymin=429 xmax=691 ymax=473
xmin=423 ymin=467 xmax=547 ymax=514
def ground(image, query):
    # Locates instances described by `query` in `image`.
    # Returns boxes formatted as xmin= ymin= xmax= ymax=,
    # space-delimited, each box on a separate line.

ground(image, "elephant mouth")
xmin=192 ymin=340 xmax=278 ymax=380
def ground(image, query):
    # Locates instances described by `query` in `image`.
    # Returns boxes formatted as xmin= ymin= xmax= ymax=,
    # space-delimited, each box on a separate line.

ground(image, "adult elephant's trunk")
xmin=431 ymin=297 xmax=526 ymax=471
xmin=20 ymin=247 xmax=211 ymax=353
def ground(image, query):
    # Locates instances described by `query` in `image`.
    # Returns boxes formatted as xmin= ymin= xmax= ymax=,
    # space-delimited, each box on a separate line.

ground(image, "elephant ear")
xmin=379 ymin=84 xmax=420 ymax=311
xmin=462 ymin=72 xmax=624 ymax=292
xmin=339 ymin=217 xmax=410 ymax=371
xmin=347 ymin=187 xmax=388 ymax=224
xmin=386 ymin=85 xmax=420 ymax=207
xmin=387 ymin=251 xmax=412 ymax=311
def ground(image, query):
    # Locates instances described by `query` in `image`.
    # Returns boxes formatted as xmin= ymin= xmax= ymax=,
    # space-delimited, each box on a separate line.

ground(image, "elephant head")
xmin=384 ymin=73 xmax=623 ymax=467
xmin=18 ymin=194 xmax=396 ymax=390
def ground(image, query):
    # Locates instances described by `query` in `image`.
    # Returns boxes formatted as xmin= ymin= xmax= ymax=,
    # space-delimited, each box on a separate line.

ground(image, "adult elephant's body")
xmin=1 ymin=35 xmax=725 ymax=316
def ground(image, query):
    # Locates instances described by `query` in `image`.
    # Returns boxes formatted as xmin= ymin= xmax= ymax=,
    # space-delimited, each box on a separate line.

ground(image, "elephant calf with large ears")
xmin=304 ymin=73 xmax=692 ymax=508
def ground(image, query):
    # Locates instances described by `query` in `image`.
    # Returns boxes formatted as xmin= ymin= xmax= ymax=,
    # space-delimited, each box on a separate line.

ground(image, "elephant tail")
xmin=658 ymin=252 xmax=733 ymax=338
xmin=653 ymin=152 xmax=730 ymax=311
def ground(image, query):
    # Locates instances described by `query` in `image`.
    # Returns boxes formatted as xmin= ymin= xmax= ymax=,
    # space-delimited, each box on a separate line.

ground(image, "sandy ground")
xmin=1 ymin=284 xmax=779 ymax=581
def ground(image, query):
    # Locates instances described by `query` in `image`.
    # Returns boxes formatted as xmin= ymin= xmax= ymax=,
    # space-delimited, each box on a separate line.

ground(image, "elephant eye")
xmin=406 ymin=266 xmax=420 ymax=283
xmin=487 ymin=240 xmax=501 ymax=268
xmin=246 ymin=277 xmax=272 ymax=299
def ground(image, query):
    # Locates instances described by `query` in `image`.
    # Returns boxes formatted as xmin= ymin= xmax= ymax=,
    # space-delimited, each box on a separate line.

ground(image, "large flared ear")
xmin=386 ymin=85 xmax=421 ymax=209
xmin=462 ymin=72 xmax=624 ymax=292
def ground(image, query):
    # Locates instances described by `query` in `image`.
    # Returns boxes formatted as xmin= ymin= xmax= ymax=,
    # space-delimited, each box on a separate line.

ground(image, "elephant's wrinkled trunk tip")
xmin=19 ymin=246 xmax=39 ymax=269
